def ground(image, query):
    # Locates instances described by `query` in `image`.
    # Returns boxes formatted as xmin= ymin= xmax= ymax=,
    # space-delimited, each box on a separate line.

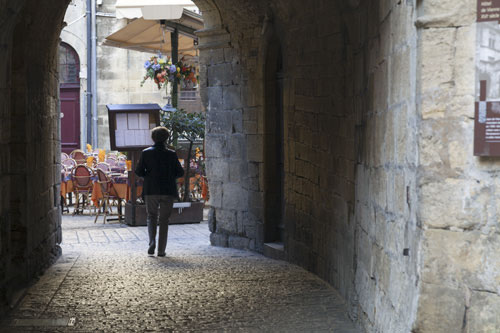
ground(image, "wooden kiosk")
xmin=106 ymin=103 xmax=161 ymax=226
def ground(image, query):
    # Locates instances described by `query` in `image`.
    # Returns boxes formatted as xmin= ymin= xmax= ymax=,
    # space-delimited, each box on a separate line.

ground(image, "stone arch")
xmin=0 ymin=1 xmax=450 ymax=331
xmin=1 ymin=0 xmax=70 ymax=310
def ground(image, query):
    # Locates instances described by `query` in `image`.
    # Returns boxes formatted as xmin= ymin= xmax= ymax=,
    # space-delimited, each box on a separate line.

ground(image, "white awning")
xmin=115 ymin=0 xmax=196 ymax=20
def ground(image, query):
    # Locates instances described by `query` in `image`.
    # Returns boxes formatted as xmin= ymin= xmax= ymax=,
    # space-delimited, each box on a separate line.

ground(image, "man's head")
xmin=151 ymin=126 xmax=170 ymax=144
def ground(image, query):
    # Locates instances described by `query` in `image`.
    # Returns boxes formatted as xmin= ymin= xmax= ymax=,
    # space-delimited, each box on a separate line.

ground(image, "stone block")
xmin=420 ymin=28 xmax=455 ymax=93
xmin=206 ymin=158 xmax=229 ymax=182
xmin=231 ymin=109 xmax=243 ymax=134
xmin=210 ymin=232 xmax=228 ymax=247
xmin=242 ymin=107 xmax=258 ymax=121
xmin=229 ymin=161 xmax=247 ymax=183
xmin=453 ymin=26 xmax=475 ymax=97
xmin=222 ymin=183 xmax=248 ymax=210
xmin=373 ymin=58 xmax=388 ymax=113
xmin=390 ymin=2 xmax=413 ymax=49
xmin=204 ymin=86 xmax=223 ymax=112
xmin=207 ymin=181 xmax=222 ymax=208
xmin=448 ymin=133 xmax=469 ymax=172
xmin=389 ymin=47 xmax=411 ymax=106
xmin=207 ymin=111 xmax=232 ymax=134
xmin=229 ymin=134 xmax=246 ymax=160
xmin=228 ymin=235 xmax=250 ymax=249
xmin=224 ymin=47 xmax=239 ymax=64
xmin=420 ymin=230 xmax=484 ymax=288
xmin=414 ymin=283 xmax=465 ymax=333
xmin=467 ymin=291 xmax=500 ymax=332
xmin=246 ymin=134 xmax=263 ymax=162
xmin=354 ymin=266 xmax=376 ymax=323
xmin=205 ymin=135 xmax=228 ymax=158
xmin=248 ymin=190 xmax=263 ymax=220
xmin=215 ymin=208 xmax=237 ymax=234
xmin=207 ymin=63 xmax=232 ymax=86
xmin=223 ymin=86 xmax=242 ymax=110
xmin=243 ymin=120 xmax=257 ymax=134
xmin=241 ymin=85 xmax=263 ymax=107
xmin=199 ymin=48 xmax=225 ymax=65
xmin=420 ymin=179 xmax=487 ymax=230
xmin=417 ymin=0 xmax=475 ymax=28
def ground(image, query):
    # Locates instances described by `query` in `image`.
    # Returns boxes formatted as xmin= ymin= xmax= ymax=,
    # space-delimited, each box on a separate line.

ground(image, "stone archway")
xmin=1 ymin=1 xmax=490 ymax=332
xmin=0 ymin=0 xmax=70 ymax=311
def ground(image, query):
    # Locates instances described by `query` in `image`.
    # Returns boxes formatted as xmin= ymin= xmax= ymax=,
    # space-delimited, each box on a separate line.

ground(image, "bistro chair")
xmin=94 ymin=169 xmax=123 ymax=224
xmin=70 ymin=149 xmax=87 ymax=165
xmin=61 ymin=152 xmax=69 ymax=162
xmin=105 ymin=155 xmax=118 ymax=167
xmin=60 ymin=165 xmax=70 ymax=213
xmin=62 ymin=158 xmax=77 ymax=170
xmin=96 ymin=162 xmax=111 ymax=173
xmin=72 ymin=165 xmax=95 ymax=215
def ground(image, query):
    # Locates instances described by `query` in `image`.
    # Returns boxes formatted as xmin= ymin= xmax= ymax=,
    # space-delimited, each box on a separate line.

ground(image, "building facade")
xmin=60 ymin=0 xmax=202 ymax=152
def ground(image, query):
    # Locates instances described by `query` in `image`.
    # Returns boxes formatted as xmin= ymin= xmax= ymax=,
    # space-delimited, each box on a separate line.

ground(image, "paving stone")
xmin=1 ymin=214 xmax=359 ymax=332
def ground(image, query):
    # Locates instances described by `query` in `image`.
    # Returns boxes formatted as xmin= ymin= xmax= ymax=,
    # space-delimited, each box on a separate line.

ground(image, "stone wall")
xmin=0 ymin=0 xmax=69 ymax=313
xmin=348 ymin=1 xmax=421 ymax=331
xmin=196 ymin=0 xmax=421 ymax=331
xmin=414 ymin=0 xmax=500 ymax=331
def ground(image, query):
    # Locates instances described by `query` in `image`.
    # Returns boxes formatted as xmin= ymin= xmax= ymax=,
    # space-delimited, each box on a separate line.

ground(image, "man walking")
xmin=135 ymin=127 xmax=184 ymax=256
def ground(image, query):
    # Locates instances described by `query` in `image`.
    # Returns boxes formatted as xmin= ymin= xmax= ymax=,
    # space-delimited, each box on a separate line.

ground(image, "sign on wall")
xmin=474 ymin=1 xmax=500 ymax=155
xmin=477 ymin=1 xmax=500 ymax=22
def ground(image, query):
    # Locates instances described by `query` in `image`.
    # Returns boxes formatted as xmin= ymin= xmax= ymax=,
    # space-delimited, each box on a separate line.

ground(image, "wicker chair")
xmin=60 ymin=165 xmax=70 ymax=213
xmin=105 ymin=155 xmax=118 ymax=167
xmin=94 ymin=169 xmax=123 ymax=223
xmin=70 ymin=149 xmax=87 ymax=165
xmin=72 ymin=165 xmax=94 ymax=215
xmin=96 ymin=162 xmax=111 ymax=173
xmin=62 ymin=158 xmax=77 ymax=169
xmin=61 ymin=152 xmax=69 ymax=162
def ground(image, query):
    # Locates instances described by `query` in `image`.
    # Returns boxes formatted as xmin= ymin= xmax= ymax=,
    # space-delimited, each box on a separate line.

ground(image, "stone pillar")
xmin=414 ymin=0 xmax=500 ymax=331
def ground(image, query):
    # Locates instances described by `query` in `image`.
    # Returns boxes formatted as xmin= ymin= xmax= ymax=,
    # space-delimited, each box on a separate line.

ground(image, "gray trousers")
xmin=145 ymin=195 xmax=174 ymax=255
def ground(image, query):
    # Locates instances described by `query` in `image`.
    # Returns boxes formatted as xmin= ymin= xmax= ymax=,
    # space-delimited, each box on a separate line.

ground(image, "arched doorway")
xmin=263 ymin=37 xmax=285 ymax=246
xmin=59 ymin=42 xmax=81 ymax=154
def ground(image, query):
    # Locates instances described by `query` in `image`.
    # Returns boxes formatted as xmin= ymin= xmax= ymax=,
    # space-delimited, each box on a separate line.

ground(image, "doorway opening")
xmin=59 ymin=42 xmax=81 ymax=155
xmin=263 ymin=37 xmax=285 ymax=252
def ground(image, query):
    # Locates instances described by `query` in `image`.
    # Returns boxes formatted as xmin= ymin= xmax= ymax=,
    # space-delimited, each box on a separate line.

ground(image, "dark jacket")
xmin=135 ymin=143 xmax=184 ymax=197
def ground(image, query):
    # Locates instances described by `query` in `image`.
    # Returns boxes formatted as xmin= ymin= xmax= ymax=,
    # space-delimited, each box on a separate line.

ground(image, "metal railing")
xmin=179 ymin=90 xmax=199 ymax=101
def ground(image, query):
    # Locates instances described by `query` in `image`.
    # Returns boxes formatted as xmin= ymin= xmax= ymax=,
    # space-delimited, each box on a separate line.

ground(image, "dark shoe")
xmin=148 ymin=246 xmax=155 ymax=255
xmin=157 ymin=253 xmax=166 ymax=257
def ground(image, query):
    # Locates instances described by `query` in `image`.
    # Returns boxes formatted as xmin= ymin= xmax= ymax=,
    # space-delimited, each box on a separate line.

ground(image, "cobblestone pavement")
xmin=1 ymin=213 xmax=360 ymax=332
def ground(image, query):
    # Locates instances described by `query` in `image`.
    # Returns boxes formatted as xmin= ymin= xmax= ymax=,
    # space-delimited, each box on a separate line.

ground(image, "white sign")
xmin=115 ymin=112 xmax=155 ymax=147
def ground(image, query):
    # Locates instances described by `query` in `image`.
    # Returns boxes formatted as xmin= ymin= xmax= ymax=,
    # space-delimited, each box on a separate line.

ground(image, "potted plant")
xmin=140 ymin=55 xmax=205 ymax=223
xmin=162 ymin=108 xmax=206 ymax=223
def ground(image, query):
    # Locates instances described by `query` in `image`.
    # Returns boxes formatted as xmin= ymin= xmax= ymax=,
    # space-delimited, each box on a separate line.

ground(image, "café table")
xmin=91 ymin=172 xmax=143 ymax=206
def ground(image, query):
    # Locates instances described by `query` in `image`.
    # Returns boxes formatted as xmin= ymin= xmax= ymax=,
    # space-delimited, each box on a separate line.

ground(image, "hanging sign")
xmin=106 ymin=104 xmax=161 ymax=152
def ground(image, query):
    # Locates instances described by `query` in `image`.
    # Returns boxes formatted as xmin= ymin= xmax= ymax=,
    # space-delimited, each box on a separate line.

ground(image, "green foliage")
xmin=160 ymin=108 xmax=206 ymax=201
xmin=160 ymin=108 xmax=205 ymax=146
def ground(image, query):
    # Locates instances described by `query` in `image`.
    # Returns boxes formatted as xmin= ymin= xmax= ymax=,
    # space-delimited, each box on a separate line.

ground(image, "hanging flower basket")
xmin=140 ymin=55 xmax=198 ymax=89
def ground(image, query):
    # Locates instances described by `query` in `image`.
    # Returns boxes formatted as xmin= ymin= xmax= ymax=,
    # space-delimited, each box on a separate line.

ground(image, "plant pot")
xmin=125 ymin=201 xmax=204 ymax=226
xmin=170 ymin=201 xmax=204 ymax=224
